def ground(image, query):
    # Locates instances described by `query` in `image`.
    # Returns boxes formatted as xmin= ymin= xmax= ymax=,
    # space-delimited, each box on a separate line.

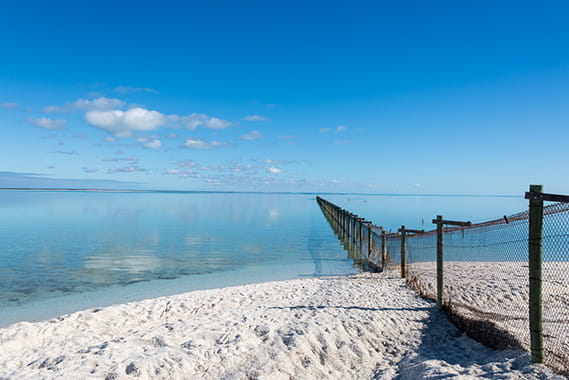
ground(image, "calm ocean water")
xmin=0 ymin=190 xmax=527 ymax=326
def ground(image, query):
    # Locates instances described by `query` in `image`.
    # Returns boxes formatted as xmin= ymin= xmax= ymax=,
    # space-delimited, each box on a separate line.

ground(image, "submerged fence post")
xmin=400 ymin=226 xmax=407 ymax=278
xmin=528 ymin=184 xmax=544 ymax=364
xmin=436 ymin=215 xmax=444 ymax=307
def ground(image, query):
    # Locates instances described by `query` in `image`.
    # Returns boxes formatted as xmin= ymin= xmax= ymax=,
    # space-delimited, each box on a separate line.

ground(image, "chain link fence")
xmin=316 ymin=192 xmax=569 ymax=374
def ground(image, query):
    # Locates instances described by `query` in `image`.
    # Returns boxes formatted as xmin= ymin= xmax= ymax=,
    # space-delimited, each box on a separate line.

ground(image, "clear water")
xmin=0 ymin=190 xmax=528 ymax=327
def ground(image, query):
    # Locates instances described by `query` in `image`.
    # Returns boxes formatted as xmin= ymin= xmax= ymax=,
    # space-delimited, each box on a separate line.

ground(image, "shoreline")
xmin=0 ymin=272 xmax=562 ymax=379
xmin=0 ymin=263 xmax=361 ymax=329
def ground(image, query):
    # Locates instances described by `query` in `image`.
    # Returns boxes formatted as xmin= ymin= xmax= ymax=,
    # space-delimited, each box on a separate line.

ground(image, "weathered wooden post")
xmin=435 ymin=215 xmax=444 ymax=307
xmin=400 ymin=225 xmax=407 ymax=278
xmin=381 ymin=230 xmax=387 ymax=270
xmin=528 ymin=184 xmax=544 ymax=364
xmin=367 ymin=223 xmax=373 ymax=259
xmin=432 ymin=216 xmax=471 ymax=308
xmin=352 ymin=216 xmax=357 ymax=243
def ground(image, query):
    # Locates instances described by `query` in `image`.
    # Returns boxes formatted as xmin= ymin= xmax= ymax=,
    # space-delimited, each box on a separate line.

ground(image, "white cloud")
xmin=337 ymin=125 xmax=348 ymax=132
xmin=320 ymin=128 xmax=331 ymax=133
xmin=265 ymin=167 xmax=282 ymax=174
xmin=162 ymin=169 xmax=182 ymax=175
xmin=0 ymin=102 xmax=19 ymax=109
xmin=144 ymin=139 xmax=162 ymax=149
xmin=207 ymin=117 xmax=234 ymax=129
xmin=257 ymin=159 xmax=305 ymax=165
xmin=82 ymin=167 xmax=99 ymax=173
xmin=102 ymin=157 xmax=139 ymax=163
xmin=182 ymin=139 xmax=229 ymax=150
xmin=28 ymin=117 xmax=67 ymax=130
xmin=162 ymin=168 xmax=200 ymax=177
xmin=86 ymin=107 xmax=167 ymax=137
xmin=44 ymin=97 xmax=126 ymax=113
xmin=168 ymin=113 xmax=235 ymax=130
xmin=107 ymin=166 xmax=146 ymax=174
xmin=244 ymin=115 xmax=269 ymax=122
xmin=114 ymin=86 xmax=158 ymax=94
xmin=240 ymin=130 xmax=264 ymax=141
xmin=55 ymin=150 xmax=77 ymax=155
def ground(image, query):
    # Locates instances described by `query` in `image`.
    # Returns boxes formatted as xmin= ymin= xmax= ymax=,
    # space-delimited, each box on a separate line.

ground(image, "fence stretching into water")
xmin=316 ymin=186 xmax=569 ymax=374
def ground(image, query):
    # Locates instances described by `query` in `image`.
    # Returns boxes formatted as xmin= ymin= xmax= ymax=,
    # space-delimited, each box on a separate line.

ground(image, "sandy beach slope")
xmin=0 ymin=272 xmax=564 ymax=379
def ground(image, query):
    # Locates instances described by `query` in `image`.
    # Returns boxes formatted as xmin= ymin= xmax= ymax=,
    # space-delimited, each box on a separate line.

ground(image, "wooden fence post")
xmin=368 ymin=223 xmax=373 ymax=259
xmin=381 ymin=230 xmax=387 ymax=270
xmin=436 ymin=215 xmax=444 ymax=307
xmin=400 ymin=226 xmax=407 ymax=278
xmin=528 ymin=184 xmax=544 ymax=364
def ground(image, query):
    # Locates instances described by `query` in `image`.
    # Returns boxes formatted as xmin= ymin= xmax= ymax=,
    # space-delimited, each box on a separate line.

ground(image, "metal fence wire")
xmin=316 ymin=195 xmax=569 ymax=374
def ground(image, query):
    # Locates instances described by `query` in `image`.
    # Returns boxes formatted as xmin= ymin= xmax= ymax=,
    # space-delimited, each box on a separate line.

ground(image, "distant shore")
xmin=0 ymin=272 xmax=561 ymax=379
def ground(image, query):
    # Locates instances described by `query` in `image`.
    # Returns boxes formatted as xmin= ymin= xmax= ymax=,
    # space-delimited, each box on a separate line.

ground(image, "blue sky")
xmin=1 ymin=0 xmax=568 ymax=194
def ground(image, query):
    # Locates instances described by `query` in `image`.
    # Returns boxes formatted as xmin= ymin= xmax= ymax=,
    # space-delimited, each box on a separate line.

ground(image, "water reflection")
xmin=0 ymin=191 xmax=360 ymax=309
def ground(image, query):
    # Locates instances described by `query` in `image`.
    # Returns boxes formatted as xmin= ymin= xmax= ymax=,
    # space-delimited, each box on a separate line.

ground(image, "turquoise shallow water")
xmin=0 ymin=191 xmax=364 ymax=326
xmin=0 ymin=190 xmax=528 ymax=326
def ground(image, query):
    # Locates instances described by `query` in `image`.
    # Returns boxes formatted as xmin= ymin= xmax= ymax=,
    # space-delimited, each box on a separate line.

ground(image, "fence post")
xmin=368 ymin=224 xmax=373 ymax=259
xmin=381 ymin=230 xmax=387 ymax=270
xmin=528 ymin=184 xmax=544 ymax=364
xmin=436 ymin=215 xmax=444 ymax=307
xmin=400 ymin=226 xmax=407 ymax=278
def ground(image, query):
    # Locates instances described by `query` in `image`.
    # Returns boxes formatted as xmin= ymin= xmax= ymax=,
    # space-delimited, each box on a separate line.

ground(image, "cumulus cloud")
xmin=265 ymin=167 xmax=282 ymax=174
xmin=86 ymin=107 xmax=167 ymax=137
xmin=44 ymin=97 xmax=125 ymax=113
xmin=86 ymin=108 xmax=236 ymax=137
xmin=244 ymin=115 xmax=269 ymax=122
xmin=0 ymin=102 xmax=19 ymax=109
xmin=28 ymin=117 xmax=67 ymax=130
xmin=240 ymin=130 xmax=264 ymax=141
xmin=143 ymin=139 xmax=162 ymax=149
xmin=114 ymin=86 xmax=158 ymax=94
xmin=107 ymin=166 xmax=146 ymax=174
xmin=336 ymin=125 xmax=348 ymax=132
xmin=182 ymin=139 xmax=229 ymax=150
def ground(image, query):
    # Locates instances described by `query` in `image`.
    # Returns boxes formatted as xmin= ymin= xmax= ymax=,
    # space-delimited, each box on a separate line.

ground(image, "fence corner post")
xmin=436 ymin=215 xmax=444 ymax=307
xmin=400 ymin=225 xmax=407 ymax=279
xmin=528 ymin=184 xmax=544 ymax=364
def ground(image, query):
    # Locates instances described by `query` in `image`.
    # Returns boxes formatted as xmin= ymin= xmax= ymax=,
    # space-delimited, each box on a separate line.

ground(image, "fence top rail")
xmin=525 ymin=191 xmax=569 ymax=203
xmin=318 ymin=195 xmax=569 ymax=240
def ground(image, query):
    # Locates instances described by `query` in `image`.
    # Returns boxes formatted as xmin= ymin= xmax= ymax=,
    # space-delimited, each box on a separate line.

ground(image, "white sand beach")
xmin=0 ymin=272 xmax=564 ymax=379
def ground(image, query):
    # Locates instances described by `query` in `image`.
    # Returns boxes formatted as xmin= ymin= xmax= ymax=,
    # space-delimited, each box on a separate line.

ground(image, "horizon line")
xmin=0 ymin=187 xmax=521 ymax=198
